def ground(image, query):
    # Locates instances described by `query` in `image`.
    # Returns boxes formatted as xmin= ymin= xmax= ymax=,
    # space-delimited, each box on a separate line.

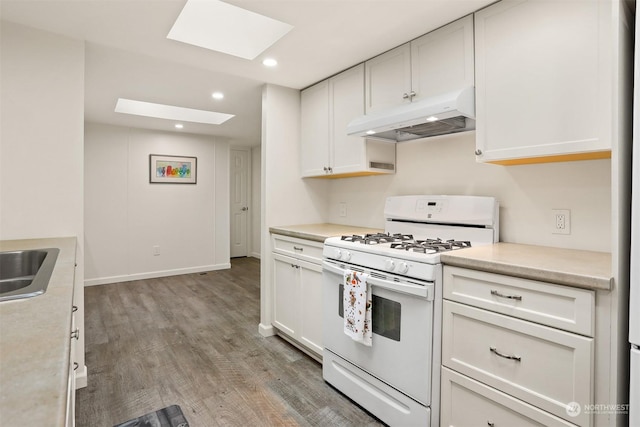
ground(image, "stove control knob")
xmin=342 ymin=251 xmax=352 ymax=262
xmin=384 ymin=259 xmax=395 ymax=271
xmin=397 ymin=262 xmax=409 ymax=274
xmin=334 ymin=249 xmax=343 ymax=259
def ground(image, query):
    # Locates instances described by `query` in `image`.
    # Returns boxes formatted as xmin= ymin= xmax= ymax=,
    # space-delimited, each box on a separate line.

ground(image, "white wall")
xmin=251 ymin=145 xmax=262 ymax=258
xmin=84 ymin=123 xmax=230 ymax=285
xmin=0 ymin=21 xmax=87 ymax=385
xmin=326 ymin=132 xmax=612 ymax=252
xmin=259 ymin=84 xmax=329 ymax=335
xmin=0 ymin=22 xmax=85 ymax=242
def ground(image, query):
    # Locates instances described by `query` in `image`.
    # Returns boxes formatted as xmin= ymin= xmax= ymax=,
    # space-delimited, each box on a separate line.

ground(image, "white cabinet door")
xmin=272 ymin=234 xmax=324 ymax=264
xmin=364 ymin=16 xmax=473 ymax=114
xmin=474 ymin=0 xmax=612 ymax=165
xmin=331 ymin=64 xmax=367 ymax=175
xmin=364 ymin=43 xmax=412 ymax=114
xmin=411 ymin=15 xmax=474 ymax=102
xmin=273 ymin=253 xmax=300 ymax=337
xmin=442 ymin=300 xmax=593 ymax=426
xmin=441 ymin=367 xmax=576 ymax=427
xmin=299 ymin=260 xmax=323 ymax=354
xmin=272 ymin=239 xmax=324 ymax=357
xmin=443 ymin=266 xmax=595 ymax=336
xmin=300 ymin=80 xmax=330 ymax=177
xmin=65 ymin=311 xmax=77 ymax=427
xmin=300 ymin=65 xmax=395 ymax=178
xmin=631 ymin=347 xmax=640 ymax=427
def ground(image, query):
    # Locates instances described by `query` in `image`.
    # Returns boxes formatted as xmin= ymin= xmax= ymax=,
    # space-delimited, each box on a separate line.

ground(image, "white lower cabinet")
xmin=272 ymin=235 xmax=324 ymax=357
xmin=442 ymin=266 xmax=595 ymax=427
xmin=65 ymin=305 xmax=78 ymax=427
xmin=299 ymin=264 xmax=323 ymax=353
xmin=441 ymin=367 xmax=576 ymax=427
xmin=273 ymin=254 xmax=300 ymax=337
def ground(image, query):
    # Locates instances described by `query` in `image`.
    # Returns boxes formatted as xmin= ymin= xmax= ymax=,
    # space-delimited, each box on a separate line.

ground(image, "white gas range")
xmin=322 ymin=195 xmax=499 ymax=427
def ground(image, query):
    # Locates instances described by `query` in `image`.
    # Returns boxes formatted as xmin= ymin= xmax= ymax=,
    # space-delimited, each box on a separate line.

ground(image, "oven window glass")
xmin=339 ymin=284 xmax=401 ymax=341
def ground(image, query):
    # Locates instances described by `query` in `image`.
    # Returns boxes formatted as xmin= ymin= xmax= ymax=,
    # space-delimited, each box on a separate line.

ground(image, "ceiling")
xmin=0 ymin=0 xmax=493 ymax=146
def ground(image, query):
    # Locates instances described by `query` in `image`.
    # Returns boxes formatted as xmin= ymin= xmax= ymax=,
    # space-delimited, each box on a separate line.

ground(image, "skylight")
xmin=167 ymin=0 xmax=293 ymax=60
xmin=115 ymin=99 xmax=234 ymax=125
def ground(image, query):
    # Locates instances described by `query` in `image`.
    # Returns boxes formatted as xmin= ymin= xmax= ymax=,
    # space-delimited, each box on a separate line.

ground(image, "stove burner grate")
xmin=341 ymin=233 xmax=414 ymax=245
xmin=390 ymin=238 xmax=472 ymax=253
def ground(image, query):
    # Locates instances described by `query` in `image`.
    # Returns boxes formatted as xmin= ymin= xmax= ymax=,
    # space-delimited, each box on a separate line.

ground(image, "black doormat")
xmin=113 ymin=404 xmax=189 ymax=427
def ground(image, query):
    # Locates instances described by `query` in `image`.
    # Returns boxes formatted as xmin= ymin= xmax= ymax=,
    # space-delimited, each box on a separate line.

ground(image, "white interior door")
xmin=230 ymin=148 xmax=249 ymax=258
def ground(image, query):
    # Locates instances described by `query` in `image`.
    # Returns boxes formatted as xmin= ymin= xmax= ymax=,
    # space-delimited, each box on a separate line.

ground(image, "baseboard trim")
xmin=275 ymin=331 xmax=322 ymax=364
xmin=75 ymin=365 xmax=87 ymax=389
xmin=259 ymin=323 xmax=276 ymax=337
xmin=84 ymin=263 xmax=232 ymax=286
xmin=250 ymin=251 xmax=261 ymax=259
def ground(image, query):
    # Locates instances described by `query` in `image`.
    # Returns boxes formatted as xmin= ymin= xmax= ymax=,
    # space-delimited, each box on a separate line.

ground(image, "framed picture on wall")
xmin=149 ymin=154 xmax=197 ymax=184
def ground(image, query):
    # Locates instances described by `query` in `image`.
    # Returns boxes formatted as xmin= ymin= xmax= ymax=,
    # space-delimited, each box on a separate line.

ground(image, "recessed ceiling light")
xmin=366 ymin=130 xmax=376 ymax=135
xmin=212 ymin=92 xmax=224 ymax=100
xmin=262 ymin=58 xmax=278 ymax=67
xmin=167 ymin=0 xmax=293 ymax=60
xmin=426 ymin=116 xmax=439 ymax=122
xmin=175 ymin=124 xmax=184 ymax=129
xmin=115 ymin=98 xmax=234 ymax=125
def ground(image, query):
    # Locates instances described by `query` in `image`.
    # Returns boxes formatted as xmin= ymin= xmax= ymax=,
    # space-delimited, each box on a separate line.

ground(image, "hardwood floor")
xmin=75 ymin=257 xmax=384 ymax=427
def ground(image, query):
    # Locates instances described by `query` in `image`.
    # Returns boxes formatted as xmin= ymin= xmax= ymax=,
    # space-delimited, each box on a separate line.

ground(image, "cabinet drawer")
xmin=441 ymin=367 xmax=576 ymax=427
xmin=442 ymin=300 xmax=593 ymax=426
xmin=272 ymin=235 xmax=323 ymax=264
xmin=443 ymin=266 xmax=594 ymax=336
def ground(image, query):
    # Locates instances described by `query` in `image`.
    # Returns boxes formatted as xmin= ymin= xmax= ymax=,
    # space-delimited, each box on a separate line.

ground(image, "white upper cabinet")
xmin=365 ymin=43 xmax=412 ymax=114
xmin=365 ymin=15 xmax=474 ymax=114
xmin=410 ymin=15 xmax=475 ymax=103
xmin=474 ymin=0 xmax=617 ymax=165
xmin=300 ymin=64 xmax=396 ymax=178
xmin=330 ymin=65 xmax=370 ymax=175
xmin=300 ymin=80 xmax=330 ymax=177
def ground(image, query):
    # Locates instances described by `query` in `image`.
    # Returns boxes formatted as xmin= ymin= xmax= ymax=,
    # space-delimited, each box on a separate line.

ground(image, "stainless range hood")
xmin=347 ymin=86 xmax=475 ymax=142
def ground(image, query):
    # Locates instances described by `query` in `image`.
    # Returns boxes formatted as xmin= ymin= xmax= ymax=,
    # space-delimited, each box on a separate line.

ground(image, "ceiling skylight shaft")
xmin=115 ymin=99 xmax=234 ymax=125
xmin=167 ymin=0 xmax=293 ymax=60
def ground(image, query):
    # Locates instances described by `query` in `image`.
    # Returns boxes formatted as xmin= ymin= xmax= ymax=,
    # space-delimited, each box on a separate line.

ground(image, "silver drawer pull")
xmin=293 ymin=246 xmax=304 ymax=251
xmin=490 ymin=346 xmax=521 ymax=362
xmin=490 ymin=290 xmax=522 ymax=301
xmin=71 ymin=329 xmax=80 ymax=340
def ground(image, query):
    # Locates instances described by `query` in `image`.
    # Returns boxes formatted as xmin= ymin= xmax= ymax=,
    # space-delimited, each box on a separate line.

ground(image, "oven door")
xmin=322 ymin=259 xmax=434 ymax=405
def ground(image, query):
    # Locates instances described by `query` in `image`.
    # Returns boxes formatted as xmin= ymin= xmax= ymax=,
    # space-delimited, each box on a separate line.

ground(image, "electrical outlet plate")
xmin=339 ymin=202 xmax=347 ymax=217
xmin=153 ymin=245 xmax=161 ymax=256
xmin=552 ymin=209 xmax=571 ymax=235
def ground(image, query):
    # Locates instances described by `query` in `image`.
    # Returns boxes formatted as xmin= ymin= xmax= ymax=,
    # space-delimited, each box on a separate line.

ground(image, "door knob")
xmin=241 ymin=207 xmax=249 ymax=211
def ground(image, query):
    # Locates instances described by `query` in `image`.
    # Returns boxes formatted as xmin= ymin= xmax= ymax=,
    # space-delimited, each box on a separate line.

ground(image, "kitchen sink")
xmin=0 ymin=248 xmax=59 ymax=302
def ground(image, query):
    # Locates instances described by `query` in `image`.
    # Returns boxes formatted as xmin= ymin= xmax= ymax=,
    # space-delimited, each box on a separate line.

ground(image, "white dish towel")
xmin=343 ymin=270 xmax=372 ymax=346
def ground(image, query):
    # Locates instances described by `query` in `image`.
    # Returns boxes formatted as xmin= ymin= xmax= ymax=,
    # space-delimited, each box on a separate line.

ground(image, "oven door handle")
xmin=367 ymin=276 xmax=433 ymax=299
xmin=322 ymin=261 xmax=433 ymax=300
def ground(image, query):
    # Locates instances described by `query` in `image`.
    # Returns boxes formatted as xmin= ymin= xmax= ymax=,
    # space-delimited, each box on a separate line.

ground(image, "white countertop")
xmin=441 ymin=242 xmax=612 ymax=291
xmin=269 ymin=223 xmax=384 ymax=243
xmin=0 ymin=237 xmax=77 ymax=426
